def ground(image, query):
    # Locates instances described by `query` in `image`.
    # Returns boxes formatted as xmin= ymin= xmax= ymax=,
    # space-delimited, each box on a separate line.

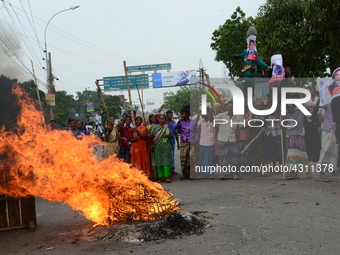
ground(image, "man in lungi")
xmin=318 ymin=102 xmax=339 ymax=177
xmin=174 ymin=108 xmax=196 ymax=179
xmin=214 ymin=101 xmax=243 ymax=179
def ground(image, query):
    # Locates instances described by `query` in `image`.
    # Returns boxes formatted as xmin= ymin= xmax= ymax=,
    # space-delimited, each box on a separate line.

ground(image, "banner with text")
xmin=46 ymin=94 xmax=55 ymax=107
xmin=152 ymin=70 xmax=198 ymax=88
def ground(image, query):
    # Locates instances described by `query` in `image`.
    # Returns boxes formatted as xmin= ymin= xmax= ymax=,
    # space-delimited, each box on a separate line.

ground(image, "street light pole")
xmin=44 ymin=5 xmax=80 ymax=94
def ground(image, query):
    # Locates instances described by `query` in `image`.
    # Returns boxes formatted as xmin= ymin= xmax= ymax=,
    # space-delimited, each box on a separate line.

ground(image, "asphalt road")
xmin=1 ymin=150 xmax=339 ymax=255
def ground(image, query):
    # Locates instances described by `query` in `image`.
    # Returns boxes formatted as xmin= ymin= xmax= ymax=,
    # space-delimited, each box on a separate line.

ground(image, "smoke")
xmin=0 ymin=19 xmax=31 ymax=82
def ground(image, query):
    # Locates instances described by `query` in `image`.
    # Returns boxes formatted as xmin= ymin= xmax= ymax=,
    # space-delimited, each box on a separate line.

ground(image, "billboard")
xmin=126 ymin=63 xmax=171 ymax=72
xmin=152 ymin=70 xmax=198 ymax=88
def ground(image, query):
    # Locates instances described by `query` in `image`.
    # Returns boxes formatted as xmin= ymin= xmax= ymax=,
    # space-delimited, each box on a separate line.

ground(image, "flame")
xmin=0 ymin=84 xmax=178 ymax=225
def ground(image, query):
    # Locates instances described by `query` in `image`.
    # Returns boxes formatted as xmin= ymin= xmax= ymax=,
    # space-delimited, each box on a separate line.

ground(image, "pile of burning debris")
xmin=84 ymin=211 xmax=207 ymax=243
xmin=0 ymin=84 xmax=206 ymax=241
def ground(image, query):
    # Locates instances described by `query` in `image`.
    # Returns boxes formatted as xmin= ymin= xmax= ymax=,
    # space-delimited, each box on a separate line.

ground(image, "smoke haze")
xmin=0 ymin=19 xmax=31 ymax=82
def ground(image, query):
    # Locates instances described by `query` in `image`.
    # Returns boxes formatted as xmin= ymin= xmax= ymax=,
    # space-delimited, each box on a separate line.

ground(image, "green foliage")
xmin=0 ymin=76 xmax=48 ymax=128
xmin=163 ymin=86 xmax=217 ymax=116
xmin=216 ymin=88 xmax=232 ymax=103
xmin=256 ymin=0 xmax=327 ymax=78
xmin=163 ymin=87 xmax=191 ymax=112
xmin=210 ymin=7 xmax=257 ymax=78
xmin=0 ymin=74 xmax=121 ymax=128
xmin=75 ymin=90 xmax=101 ymax=120
xmin=305 ymin=0 xmax=340 ymax=71
xmin=54 ymin=91 xmax=76 ymax=124
xmin=101 ymin=95 xmax=121 ymax=125
xmin=20 ymin=80 xmax=45 ymax=101
xmin=212 ymin=2 xmax=340 ymax=79
xmin=0 ymin=75 xmax=21 ymax=128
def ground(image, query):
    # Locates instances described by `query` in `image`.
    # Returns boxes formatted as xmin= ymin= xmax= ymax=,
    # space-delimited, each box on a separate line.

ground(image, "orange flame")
xmin=0 ymin=84 xmax=178 ymax=225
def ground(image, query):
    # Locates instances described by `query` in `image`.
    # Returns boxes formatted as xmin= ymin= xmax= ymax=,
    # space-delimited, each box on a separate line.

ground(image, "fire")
xmin=0 ymin=84 xmax=178 ymax=225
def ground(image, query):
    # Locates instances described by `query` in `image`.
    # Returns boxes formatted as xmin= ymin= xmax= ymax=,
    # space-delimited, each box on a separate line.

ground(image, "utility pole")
xmin=48 ymin=52 xmax=56 ymax=94
xmin=44 ymin=6 xmax=80 ymax=120
xmin=124 ymin=61 xmax=135 ymax=126
xmin=199 ymin=58 xmax=205 ymax=112
xmin=85 ymin=87 xmax=89 ymax=102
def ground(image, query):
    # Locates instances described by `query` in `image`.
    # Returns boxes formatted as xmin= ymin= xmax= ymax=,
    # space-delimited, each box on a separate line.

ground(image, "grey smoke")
xmin=0 ymin=19 xmax=31 ymax=82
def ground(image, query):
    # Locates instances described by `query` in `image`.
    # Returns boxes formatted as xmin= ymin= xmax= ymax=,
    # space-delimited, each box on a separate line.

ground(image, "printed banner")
xmin=46 ymin=94 xmax=55 ymax=107
xmin=152 ymin=70 xmax=198 ymax=88
xmin=318 ymin=77 xmax=334 ymax=106
xmin=245 ymin=35 xmax=258 ymax=62
xmin=95 ymin=114 xmax=102 ymax=125
xmin=269 ymin=54 xmax=285 ymax=83
xmin=86 ymin=102 xmax=94 ymax=112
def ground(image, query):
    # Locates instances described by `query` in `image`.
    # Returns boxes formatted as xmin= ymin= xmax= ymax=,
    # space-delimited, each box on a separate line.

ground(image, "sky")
xmin=0 ymin=0 xmax=266 ymax=111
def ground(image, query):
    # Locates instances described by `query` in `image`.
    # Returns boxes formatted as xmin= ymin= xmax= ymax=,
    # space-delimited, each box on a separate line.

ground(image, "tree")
xmin=163 ymin=87 xmax=191 ymax=113
xmin=100 ymin=95 xmax=121 ymax=125
xmin=75 ymin=90 xmax=101 ymax=120
xmin=256 ymin=0 xmax=328 ymax=78
xmin=0 ymin=75 xmax=47 ymax=128
xmin=305 ymin=0 xmax=340 ymax=72
xmin=20 ymin=80 xmax=46 ymax=102
xmin=216 ymin=88 xmax=232 ymax=103
xmin=163 ymin=86 xmax=208 ymax=115
xmin=54 ymin=91 xmax=76 ymax=125
xmin=0 ymin=75 xmax=22 ymax=129
xmin=210 ymin=7 xmax=257 ymax=78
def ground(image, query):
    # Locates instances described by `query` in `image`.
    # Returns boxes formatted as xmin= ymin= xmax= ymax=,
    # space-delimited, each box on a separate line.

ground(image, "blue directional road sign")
xmin=103 ymin=74 xmax=149 ymax=91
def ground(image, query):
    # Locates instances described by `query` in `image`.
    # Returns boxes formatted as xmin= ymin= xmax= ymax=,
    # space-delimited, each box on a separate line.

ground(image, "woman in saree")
xmin=103 ymin=116 xmax=120 ymax=159
xmin=130 ymin=116 xmax=151 ymax=176
xmin=72 ymin=120 xmax=86 ymax=140
xmin=150 ymin=114 xmax=173 ymax=183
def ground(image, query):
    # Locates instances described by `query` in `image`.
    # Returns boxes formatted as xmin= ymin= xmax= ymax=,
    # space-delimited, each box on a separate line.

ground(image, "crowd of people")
xmin=191 ymin=87 xmax=338 ymax=180
xmin=48 ymin=68 xmax=340 ymax=181
xmin=99 ymin=108 xmax=181 ymax=183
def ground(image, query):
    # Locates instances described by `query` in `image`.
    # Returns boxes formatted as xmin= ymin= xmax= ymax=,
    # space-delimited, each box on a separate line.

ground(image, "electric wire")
xmin=1 ymin=1 xmax=44 ymax=85
xmin=6 ymin=1 xmax=43 ymax=74
xmin=21 ymin=0 xmax=45 ymax=54
xmin=2 ymin=0 xmax=176 ymax=96
xmin=7 ymin=3 xmax=138 ymax=66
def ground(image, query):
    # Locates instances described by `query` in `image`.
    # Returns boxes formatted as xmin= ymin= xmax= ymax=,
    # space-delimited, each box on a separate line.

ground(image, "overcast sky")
xmin=0 ymin=0 xmax=266 ymax=109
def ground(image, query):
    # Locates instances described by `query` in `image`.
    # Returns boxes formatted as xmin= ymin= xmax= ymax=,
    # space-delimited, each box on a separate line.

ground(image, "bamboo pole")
xmin=141 ymin=85 xmax=145 ymax=120
xmin=240 ymin=127 xmax=265 ymax=155
xmin=123 ymin=61 xmax=136 ymax=126
xmin=136 ymin=83 xmax=145 ymax=121
xmin=95 ymin=80 xmax=109 ymax=126
xmin=280 ymin=116 xmax=285 ymax=179
xmin=31 ymin=60 xmax=45 ymax=129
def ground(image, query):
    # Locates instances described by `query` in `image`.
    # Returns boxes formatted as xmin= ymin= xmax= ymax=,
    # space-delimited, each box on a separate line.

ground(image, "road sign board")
xmin=103 ymin=74 xmax=149 ymax=91
xmin=126 ymin=63 xmax=171 ymax=72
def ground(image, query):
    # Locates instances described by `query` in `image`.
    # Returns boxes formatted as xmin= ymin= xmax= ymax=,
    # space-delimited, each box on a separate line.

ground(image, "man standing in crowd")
xmin=318 ymin=102 xmax=339 ymax=177
xmin=96 ymin=123 xmax=103 ymax=140
xmin=214 ymin=101 xmax=242 ymax=180
xmin=119 ymin=115 xmax=132 ymax=163
xmin=213 ymin=103 xmax=222 ymax=165
xmin=262 ymin=107 xmax=282 ymax=176
xmin=174 ymin=108 xmax=195 ymax=179
xmin=283 ymin=93 xmax=310 ymax=179
xmin=165 ymin=110 xmax=179 ymax=176
xmin=237 ymin=101 xmax=251 ymax=171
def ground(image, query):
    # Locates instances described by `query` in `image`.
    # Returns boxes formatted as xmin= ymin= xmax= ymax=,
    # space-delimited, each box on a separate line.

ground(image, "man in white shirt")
xmin=214 ymin=101 xmax=243 ymax=179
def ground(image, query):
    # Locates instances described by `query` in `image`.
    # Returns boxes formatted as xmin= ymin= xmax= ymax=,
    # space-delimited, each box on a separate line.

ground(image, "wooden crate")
xmin=0 ymin=195 xmax=36 ymax=232
xmin=0 ymin=163 xmax=36 ymax=232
